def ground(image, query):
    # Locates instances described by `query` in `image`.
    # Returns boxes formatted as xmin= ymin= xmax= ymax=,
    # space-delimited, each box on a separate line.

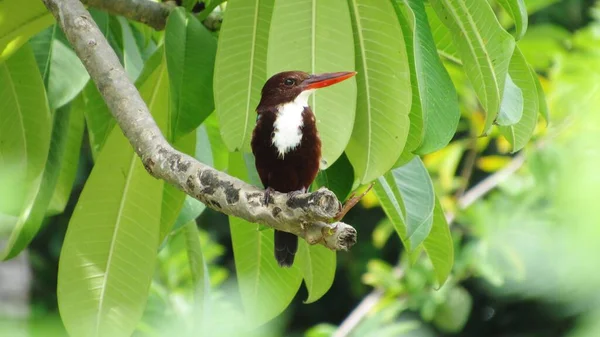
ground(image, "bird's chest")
xmin=271 ymin=101 xmax=305 ymax=157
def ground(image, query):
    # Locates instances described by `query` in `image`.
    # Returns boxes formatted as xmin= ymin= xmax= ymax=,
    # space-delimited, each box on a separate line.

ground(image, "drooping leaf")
xmin=165 ymin=8 xmax=217 ymax=140
xmin=496 ymin=74 xmax=523 ymax=126
xmin=496 ymin=0 xmax=528 ymax=40
xmin=425 ymin=3 xmax=460 ymax=62
xmin=422 ymin=197 xmax=454 ymax=286
xmin=29 ymin=25 xmax=55 ymax=80
xmin=373 ymin=157 xmax=435 ymax=251
xmin=0 ymin=44 xmax=51 ymax=223
xmin=394 ymin=0 xmax=460 ymax=155
xmin=214 ymin=0 xmax=275 ymax=152
xmin=58 ymin=127 xmax=163 ymax=337
xmin=0 ymin=0 xmax=53 ymax=61
xmin=44 ymin=38 xmax=90 ymax=109
xmin=1 ymin=103 xmax=77 ymax=259
xmin=345 ymin=0 xmax=411 ymax=183
xmin=296 ymin=242 xmax=336 ymax=304
xmin=430 ymin=0 xmax=516 ymax=135
xmin=267 ymin=0 xmax=356 ymax=169
xmin=499 ymin=47 xmax=539 ymax=151
xmin=228 ymin=152 xmax=302 ymax=325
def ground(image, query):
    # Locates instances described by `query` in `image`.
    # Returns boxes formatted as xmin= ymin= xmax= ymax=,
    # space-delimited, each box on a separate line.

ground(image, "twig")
xmin=41 ymin=0 xmax=357 ymax=251
xmin=333 ymin=153 xmax=527 ymax=336
xmin=81 ymin=0 xmax=173 ymax=30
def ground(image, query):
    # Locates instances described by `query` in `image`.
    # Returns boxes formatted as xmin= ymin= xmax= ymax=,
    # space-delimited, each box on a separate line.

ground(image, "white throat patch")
xmin=272 ymin=90 xmax=315 ymax=158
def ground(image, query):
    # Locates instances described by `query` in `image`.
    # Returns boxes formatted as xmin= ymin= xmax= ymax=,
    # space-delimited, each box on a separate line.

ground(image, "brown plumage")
xmin=251 ymin=70 xmax=356 ymax=267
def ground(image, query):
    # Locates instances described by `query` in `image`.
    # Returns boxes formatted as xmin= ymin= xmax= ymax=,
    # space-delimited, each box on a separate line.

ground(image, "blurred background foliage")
xmin=3 ymin=0 xmax=600 ymax=336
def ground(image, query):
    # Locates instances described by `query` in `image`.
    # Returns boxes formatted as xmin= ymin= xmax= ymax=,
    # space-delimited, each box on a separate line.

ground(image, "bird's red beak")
xmin=301 ymin=71 xmax=357 ymax=90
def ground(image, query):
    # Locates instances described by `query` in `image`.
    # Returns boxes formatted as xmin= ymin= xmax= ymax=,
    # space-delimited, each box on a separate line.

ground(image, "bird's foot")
xmin=263 ymin=187 xmax=275 ymax=206
xmin=287 ymin=188 xmax=306 ymax=199
xmin=334 ymin=183 xmax=375 ymax=221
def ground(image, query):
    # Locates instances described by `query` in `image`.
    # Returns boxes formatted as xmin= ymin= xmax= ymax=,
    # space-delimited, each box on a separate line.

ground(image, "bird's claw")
xmin=263 ymin=187 xmax=274 ymax=206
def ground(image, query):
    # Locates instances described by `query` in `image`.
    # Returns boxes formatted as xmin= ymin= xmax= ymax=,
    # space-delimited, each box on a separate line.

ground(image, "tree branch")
xmin=41 ymin=0 xmax=357 ymax=251
xmin=81 ymin=0 xmax=173 ymax=30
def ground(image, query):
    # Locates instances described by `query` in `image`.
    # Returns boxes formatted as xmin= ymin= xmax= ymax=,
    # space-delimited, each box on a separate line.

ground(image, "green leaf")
xmin=204 ymin=113 xmax=229 ymax=171
xmin=29 ymin=25 xmax=55 ymax=80
xmin=395 ymin=0 xmax=460 ymax=155
xmin=166 ymin=8 xmax=217 ymax=140
xmin=2 ymin=80 xmax=73 ymax=260
xmin=433 ymin=286 xmax=471 ymax=332
xmin=296 ymin=242 xmax=336 ymax=303
xmin=228 ymin=152 xmax=302 ymax=325
xmin=313 ymin=153 xmax=354 ymax=200
xmin=373 ymin=157 xmax=434 ymax=251
xmin=82 ymin=81 xmax=115 ymax=159
xmin=422 ymin=197 xmax=454 ymax=286
xmin=496 ymin=74 xmax=523 ymax=126
xmin=57 ymin=126 xmax=163 ymax=337
xmin=214 ymin=0 xmax=275 ymax=152
xmin=47 ymin=96 xmax=85 ymax=216
xmin=532 ymin=68 xmax=549 ymax=124
xmin=425 ymin=3 xmax=460 ymax=62
xmin=430 ymin=0 xmax=516 ymax=135
xmin=0 ymin=44 xmax=51 ymax=221
xmin=345 ymin=0 xmax=411 ymax=183
xmin=496 ymin=0 xmax=528 ymax=40
xmin=266 ymin=0 xmax=356 ymax=168
xmin=499 ymin=48 xmax=539 ymax=151
xmin=0 ymin=0 xmax=53 ymax=61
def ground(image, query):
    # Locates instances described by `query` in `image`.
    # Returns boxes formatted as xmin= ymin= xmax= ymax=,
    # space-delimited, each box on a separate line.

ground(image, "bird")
xmin=251 ymin=70 xmax=356 ymax=267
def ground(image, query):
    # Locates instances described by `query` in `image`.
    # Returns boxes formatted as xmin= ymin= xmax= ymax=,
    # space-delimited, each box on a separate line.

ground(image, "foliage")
xmin=0 ymin=0 xmax=554 ymax=336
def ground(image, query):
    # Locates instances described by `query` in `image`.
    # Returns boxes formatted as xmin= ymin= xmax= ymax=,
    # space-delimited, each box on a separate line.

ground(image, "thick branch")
xmin=41 ymin=0 xmax=357 ymax=251
xmin=81 ymin=0 xmax=172 ymax=30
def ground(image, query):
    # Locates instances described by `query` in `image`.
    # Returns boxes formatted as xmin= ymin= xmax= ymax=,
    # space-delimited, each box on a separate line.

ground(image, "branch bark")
xmin=81 ymin=0 xmax=172 ymax=30
xmin=41 ymin=0 xmax=357 ymax=251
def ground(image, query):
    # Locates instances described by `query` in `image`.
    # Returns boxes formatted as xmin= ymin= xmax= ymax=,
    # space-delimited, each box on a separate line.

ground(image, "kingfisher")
xmin=251 ymin=70 xmax=356 ymax=267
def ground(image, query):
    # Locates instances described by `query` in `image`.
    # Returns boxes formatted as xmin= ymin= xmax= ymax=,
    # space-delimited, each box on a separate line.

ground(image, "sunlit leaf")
xmin=430 ymin=0 xmax=516 ymax=135
xmin=82 ymin=81 xmax=114 ymax=159
xmin=228 ymin=152 xmax=302 ymax=325
xmin=532 ymin=68 xmax=549 ymax=124
xmin=214 ymin=0 xmax=275 ymax=152
xmin=345 ymin=0 xmax=411 ymax=183
xmin=165 ymin=8 xmax=217 ymax=140
xmin=496 ymin=0 xmax=528 ymax=40
xmin=0 ymin=0 xmax=53 ymax=61
xmin=267 ymin=0 xmax=356 ymax=168
xmin=297 ymin=242 xmax=335 ymax=304
xmin=58 ymin=125 xmax=163 ymax=337
xmin=0 ymin=44 xmax=51 ymax=224
xmin=395 ymin=0 xmax=460 ymax=155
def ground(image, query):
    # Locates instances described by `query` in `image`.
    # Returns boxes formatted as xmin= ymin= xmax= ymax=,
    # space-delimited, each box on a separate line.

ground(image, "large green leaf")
xmin=296 ymin=242 xmax=336 ymax=303
xmin=118 ymin=17 xmax=144 ymax=81
xmin=0 ymin=0 xmax=53 ymax=61
xmin=47 ymin=95 xmax=85 ymax=216
xmin=166 ymin=8 xmax=217 ymax=141
xmin=266 ymin=0 xmax=356 ymax=169
xmin=58 ymin=127 xmax=163 ymax=337
xmin=214 ymin=0 xmax=275 ymax=152
xmin=430 ymin=0 xmax=515 ymax=135
xmin=395 ymin=0 xmax=460 ymax=155
xmin=1 ymin=103 xmax=75 ymax=260
xmin=425 ymin=3 xmax=459 ymax=62
xmin=313 ymin=153 xmax=354 ymax=201
xmin=373 ymin=157 xmax=434 ymax=251
xmin=0 ymin=44 xmax=51 ymax=223
xmin=499 ymin=48 xmax=539 ymax=151
xmin=496 ymin=0 xmax=527 ymax=40
xmin=345 ymin=0 xmax=411 ymax=183
xmin=422 ymin=197 xmax=454 ymax=286
xmin=228 ymin=152 xmax=302 ymax=325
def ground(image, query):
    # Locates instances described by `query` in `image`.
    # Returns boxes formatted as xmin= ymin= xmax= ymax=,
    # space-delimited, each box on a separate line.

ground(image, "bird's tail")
xmin=274 ymin=230 xmax=298 ymax=267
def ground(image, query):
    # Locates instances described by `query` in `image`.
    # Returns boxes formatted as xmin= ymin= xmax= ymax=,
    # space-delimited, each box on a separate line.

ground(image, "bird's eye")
xmin=284 ymin=78 xmax=295 ymax=86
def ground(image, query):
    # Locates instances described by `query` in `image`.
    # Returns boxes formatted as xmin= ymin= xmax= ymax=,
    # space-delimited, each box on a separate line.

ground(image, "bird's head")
xmin=258 ymin=70 xmax=356 ymax=108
